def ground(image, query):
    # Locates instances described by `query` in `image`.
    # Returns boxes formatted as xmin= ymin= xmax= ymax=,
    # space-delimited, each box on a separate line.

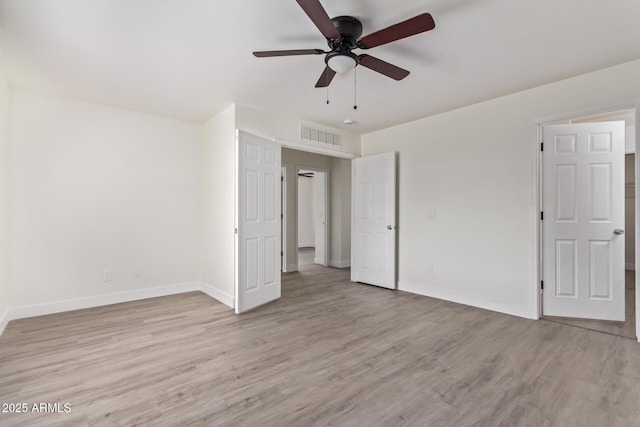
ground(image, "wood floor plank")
xmin=1 ymin=249 xmax=640 ymax=426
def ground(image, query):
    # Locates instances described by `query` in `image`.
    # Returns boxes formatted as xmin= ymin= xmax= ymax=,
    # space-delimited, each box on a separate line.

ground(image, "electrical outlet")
xmin=133 ymin=266 xmax=142 ymax=278
xmin=103 ymin=269 xmax=112 ymax=282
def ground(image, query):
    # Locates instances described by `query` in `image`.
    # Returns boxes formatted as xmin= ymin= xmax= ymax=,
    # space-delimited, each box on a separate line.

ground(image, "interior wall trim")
xmin=0 ymin=281 xmax=235 ymax=336
xmin=398 ymin=280 xmax=535 ymax=320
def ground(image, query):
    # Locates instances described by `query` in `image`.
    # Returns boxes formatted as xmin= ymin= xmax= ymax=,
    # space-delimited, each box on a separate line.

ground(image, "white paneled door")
xmin=352 ymin=152 xmax=396 ymax=289
xmin=543 ymin=121 xmax=625 ymax=321
xmin=235 ymin=130 xmax=281 ymax=314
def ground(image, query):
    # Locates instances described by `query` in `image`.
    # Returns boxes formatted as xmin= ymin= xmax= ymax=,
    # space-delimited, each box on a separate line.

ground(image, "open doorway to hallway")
xmin=280 ymin=147 xmax=352 ymax=278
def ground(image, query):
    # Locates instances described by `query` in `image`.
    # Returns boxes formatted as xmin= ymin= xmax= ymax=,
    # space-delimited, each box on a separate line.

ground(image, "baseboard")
xmin=286 ymin=264 xmax=298 ymax=272
xmin=200 ymin=282 xmax=234 ymax=308
xmin=0 ymin=281 xmax=237 ymax=337
xmin=626 ymin=263 xmax=635 ymax=271
xmin=0 ymin=309 xmax=9 ymax=336
xmin=298 ymin=243 xmax=314 ymax=248
xmin=8 ymin=282 xmax=203 ymax=321
xmin=398 ymin=280 xmax=534 ymax=320
xmin=329 ymin=259 xmax=351 ymax=268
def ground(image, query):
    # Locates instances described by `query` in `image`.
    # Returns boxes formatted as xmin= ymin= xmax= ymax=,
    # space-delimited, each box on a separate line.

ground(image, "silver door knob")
xmin=387 ymin=225 xmax=394 ymax=230
xmin=614 ymin=228 xmax=625 ymax=235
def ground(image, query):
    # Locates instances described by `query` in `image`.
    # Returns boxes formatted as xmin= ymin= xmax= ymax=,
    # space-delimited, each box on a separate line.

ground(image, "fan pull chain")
xmin=353 ymin=67 xmax=358 ymax=110
xmin=326 ymin=69 xmax=330 ymax=104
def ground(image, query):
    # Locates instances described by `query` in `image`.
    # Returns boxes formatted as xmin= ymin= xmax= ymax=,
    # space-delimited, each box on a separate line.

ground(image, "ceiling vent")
xmin=300 ymin=125 xmax=341 ymax=147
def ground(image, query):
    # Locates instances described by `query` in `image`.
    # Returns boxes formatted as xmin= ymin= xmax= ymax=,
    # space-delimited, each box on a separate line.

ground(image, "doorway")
xmin=539 ymin=108 xmax=636 ymax=339
xmin=280 ymin=147 xmax=353 ymax=275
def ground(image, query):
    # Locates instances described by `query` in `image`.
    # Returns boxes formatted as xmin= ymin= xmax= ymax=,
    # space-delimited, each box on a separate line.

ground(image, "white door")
xmin=543 ymin=121 xmax=625 ymax=321
xmin=313 ymin=171 xmax=327 ymax=266
xmin=235 ymin=130 xmax=281 ymax=314
xmin=352 ymin=152 xmax=396 ymax=289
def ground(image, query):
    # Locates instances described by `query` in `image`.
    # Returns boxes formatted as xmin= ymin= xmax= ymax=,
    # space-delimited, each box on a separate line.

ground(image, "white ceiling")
xmin=1 ymin=0 xmax=639 ymax=135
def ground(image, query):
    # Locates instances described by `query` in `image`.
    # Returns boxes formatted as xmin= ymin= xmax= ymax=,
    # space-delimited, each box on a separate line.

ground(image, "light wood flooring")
xmin=543 ymin=271 xmax=636 ymax=339
xmin=2 ymin=254 xmax=640 ymax=426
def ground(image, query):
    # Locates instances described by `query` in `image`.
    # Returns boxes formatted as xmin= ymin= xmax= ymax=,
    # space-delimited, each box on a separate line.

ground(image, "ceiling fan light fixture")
xmin=326 ymin=52 xmax=357 ymax=73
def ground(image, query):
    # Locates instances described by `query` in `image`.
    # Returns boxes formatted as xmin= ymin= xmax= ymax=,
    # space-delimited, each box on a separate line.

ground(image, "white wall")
xmin=8 ymin=91 xmax=203 ymax=309
xmin=361 ymin=59 xmax=640 ymax=319
xmin=0 ymin=67 xmax=10 ymax=330
xmin=201 ymin=105 xmax=236 ymax=304
xmin=297 ymin=175 xmax=315 ymax=248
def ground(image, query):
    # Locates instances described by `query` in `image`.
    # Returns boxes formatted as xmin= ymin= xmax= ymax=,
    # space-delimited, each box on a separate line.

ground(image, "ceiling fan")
xmin=253 ymin=0 xmax=436 ymax=88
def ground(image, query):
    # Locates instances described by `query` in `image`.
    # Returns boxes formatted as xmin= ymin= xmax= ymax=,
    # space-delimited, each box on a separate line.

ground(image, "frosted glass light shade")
xmin=327 ymin=54 xmax=357 ymax=73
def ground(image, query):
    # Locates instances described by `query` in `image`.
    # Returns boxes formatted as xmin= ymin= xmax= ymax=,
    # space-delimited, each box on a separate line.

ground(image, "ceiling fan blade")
xmin=358 ymin=54 xmax=410 ymax=80
xmin=315 ymin=66 xmax=336 ymax=88
xmin=296 ymin=0 xmax=341 ymax=40
xmin=357 ymin=13 xmax=435 ymax=49
xmin=253 ymin=49 xmax=324 ymax=58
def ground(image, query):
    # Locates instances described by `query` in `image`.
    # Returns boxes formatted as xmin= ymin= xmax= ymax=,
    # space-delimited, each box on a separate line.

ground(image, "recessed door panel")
xmin=245 ymin=170 xmax=259 ymax=222
xmin=360 ymin=183 xmax=371 ymax=220
xmin=264 ymin=236 xmax=276 ymax=286
xmin=555 ymin=240 xmax=577 ymax=297
xmin=555 ymin=134 xmax=577 ymax=154
xmin=359 ymin=232 xmax=371 ymax=270
xmin=264 ymin=172 xmax=276 ymax=222
xmin=264 ymin=146 xmax=276 ymax=165
xmin=372 ymin=182 xmax=388 ymax=220
xmin=556 ymin=164 xmax=577 ymax=222
xmin=245 ymin=238 xmax=259 ymax=291
xmin=589 ymin=163 xmax=612 ymax=222
xmin=590 ymin=241 xmax=612 ymax=299
xmin=589 ymin=132 xmax=612 ymax=153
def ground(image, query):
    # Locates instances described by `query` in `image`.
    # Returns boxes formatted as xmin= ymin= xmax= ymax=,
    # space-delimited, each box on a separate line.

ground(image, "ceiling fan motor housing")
xmin=329 ymin=16 xmax=363 ymax=49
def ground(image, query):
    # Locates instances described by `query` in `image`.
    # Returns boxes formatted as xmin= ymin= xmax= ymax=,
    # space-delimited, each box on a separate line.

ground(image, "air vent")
xmin=300 ymin=126 xmax=341 ymax=147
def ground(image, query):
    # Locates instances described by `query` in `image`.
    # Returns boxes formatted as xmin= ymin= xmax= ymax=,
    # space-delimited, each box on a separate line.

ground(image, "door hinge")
xmin=281 ymin=213 xmax=283 ymax=219
xmin=234 ymin=228 xmax=238 ymax=234
xmin=540 ymin=142 xmax=544 ymax=151
xmin=541 ymin=280 xmax=544 ymax=290
xmin=281 ymin=176 xmax=284 ymax=182
xmin=540 ymin=211 xmax=543 ymax=221
xmin=281 ymin=251 xmax=283 ymax=256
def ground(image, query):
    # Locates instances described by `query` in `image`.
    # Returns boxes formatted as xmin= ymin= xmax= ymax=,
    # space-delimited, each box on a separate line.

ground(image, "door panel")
xmin=543 ymin=121 xmax=625 ymax=321
xmin=236 ymin=130 xmax=281 ymax=314
xmin=352 ymin=152 xmax=396 ymax=289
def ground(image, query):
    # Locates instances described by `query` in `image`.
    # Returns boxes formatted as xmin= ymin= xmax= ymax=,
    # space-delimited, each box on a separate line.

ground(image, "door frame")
xmin=295 ymin=165 xmax=330 ymax=267
xmin=281 ymin=165 xmax=288 ymax=272
xmin=531 ymin=98 xmax=640 ymax=342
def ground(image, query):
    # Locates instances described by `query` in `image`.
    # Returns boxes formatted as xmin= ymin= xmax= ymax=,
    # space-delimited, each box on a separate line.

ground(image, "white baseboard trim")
xmin=298 ymin=243 xmax=314 ymax=248
xmin=286 ymin=264 xmax=298 ymax=272
xmin=0 ymin=309 xmax=9 ymax=336
xmin=398 ymin=280 xmax=534 ymax=320
xmin=200 ymin=282 xmax=234 ymax=308
xmin=329 ymin=259 xmax=351 ymax=268
xmin=8 ymin=282 xmax=203 ymax=321
xmin=2 ymin=281 xmax=236 ymax=333
xmin=626 ymin=263 xmax=635 ymax=271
